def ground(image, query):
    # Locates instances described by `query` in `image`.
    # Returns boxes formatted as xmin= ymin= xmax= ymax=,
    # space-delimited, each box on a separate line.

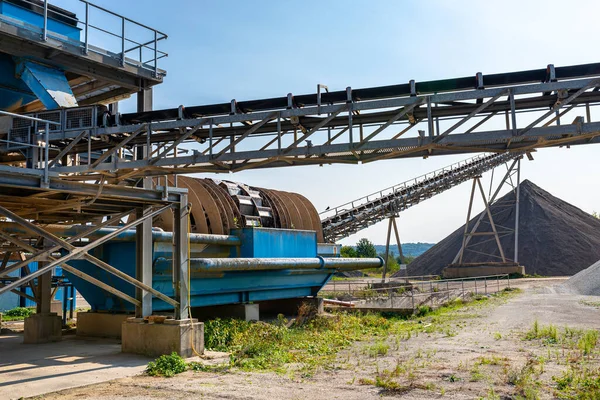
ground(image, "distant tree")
xmin=399 ymin=255 xmax=415 ymax=264
xmin=380 ymin=252 xmax=400 ymax=274
xmin=356 ymin=238 xmax=377 ymax=258
xmin=340 ymin=246 xmax=357 ymax=258
xmin=593 ymin=211 xmax=599 ymax=219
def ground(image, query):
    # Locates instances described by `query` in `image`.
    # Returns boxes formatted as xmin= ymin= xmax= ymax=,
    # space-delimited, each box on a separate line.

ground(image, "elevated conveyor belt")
xmin=320 ymin=152 xmax=518 ymax=243
xmin=2 ymin=62 xmax=600 ymax=180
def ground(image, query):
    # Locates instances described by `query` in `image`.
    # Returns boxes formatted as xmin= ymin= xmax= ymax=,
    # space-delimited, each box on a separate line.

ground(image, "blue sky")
xmin=53 ymin=0 xmax=600 ymax=245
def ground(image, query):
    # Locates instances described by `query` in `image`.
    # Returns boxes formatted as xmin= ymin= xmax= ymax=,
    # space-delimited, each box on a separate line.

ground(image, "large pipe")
xmin=0 ymin=223 xmax=241 ymax=246
xmin=155 ymin=256 xmax=384 ymax=273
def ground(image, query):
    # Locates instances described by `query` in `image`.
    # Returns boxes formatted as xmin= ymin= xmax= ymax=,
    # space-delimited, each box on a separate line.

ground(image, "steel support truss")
xmin=381 ymin=215 xmax=403 ymax=282
xmin=0 ymin=191 xmax=190 ymax=319
xmin=452 ymin=157 xmax=522 ymax=265
xmin=3 ymin=63 xmax=598 ymax=181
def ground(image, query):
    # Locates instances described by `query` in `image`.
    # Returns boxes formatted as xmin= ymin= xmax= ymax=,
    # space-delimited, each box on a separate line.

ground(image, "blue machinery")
xmin=0 ymin=0 xmax=600 ymax=331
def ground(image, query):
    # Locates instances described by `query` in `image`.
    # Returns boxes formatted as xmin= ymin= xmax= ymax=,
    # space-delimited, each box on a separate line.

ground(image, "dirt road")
xmin=36 ymin=280 xmax=600 ymax=399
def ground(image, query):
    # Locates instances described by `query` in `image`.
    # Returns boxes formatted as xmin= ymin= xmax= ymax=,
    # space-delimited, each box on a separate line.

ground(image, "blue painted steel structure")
xmin=63 ymin=228 xmax=336 ymax=313
xmin=15 ymin=59 xmax=77 ymax=109
xmin=0 ymin=0 xmax=80 ymax=41
xmin=0 ymin=1 xmax=78 ymax=109
xmin=0 ymin=262 xmax=76 ymax=311
xmin=232 ymin=228 xmax=317 ymax=258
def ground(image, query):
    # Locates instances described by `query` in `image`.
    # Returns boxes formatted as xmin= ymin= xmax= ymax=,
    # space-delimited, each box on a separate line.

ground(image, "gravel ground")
xmin=34 ymin=278 xmax=600 ymax=400
xmin=556 ymin=259 xmax=600 ymax=295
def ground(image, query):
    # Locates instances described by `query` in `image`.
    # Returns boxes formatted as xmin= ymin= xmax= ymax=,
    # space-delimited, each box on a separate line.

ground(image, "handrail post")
xmin=120 ymin=17 xmax=125 ymax=67
xmin=43 ymin=122 xmax=49 ymax=188
xmin=42 ymin=0 xmax=48 ymax=41
xmin=84 ymin=1 xmax=89 ymax=54
xmin=154 ymin=30 xmax=158 ymax=77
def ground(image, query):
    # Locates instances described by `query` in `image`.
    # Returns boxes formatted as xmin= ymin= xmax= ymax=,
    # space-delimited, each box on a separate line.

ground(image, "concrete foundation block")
xmin=51 ymin=300 xmax=63 ymax=317
xmin=121 ymin=318 xmax=204 ymax=358
xmin=259 ymin=297 xmax=324 ymax=317
xmin=23 ymin=313 xmax=62 ymax=344
xmin=193 ymin=303 xmax=260 ymax=321
xmin=77 ymin=312 xmax=131 ymax=339
xmin=443 ymin=264 xmax=525 ymax=278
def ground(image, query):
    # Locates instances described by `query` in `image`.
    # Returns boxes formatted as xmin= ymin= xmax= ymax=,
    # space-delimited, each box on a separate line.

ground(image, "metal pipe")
xmin=514 ymin=158 xmax=521 ymax=263
xmin=163 ymin=256 xmax=384 ymax=273
xmin=0 ymin=223 xmax=241 ymax=246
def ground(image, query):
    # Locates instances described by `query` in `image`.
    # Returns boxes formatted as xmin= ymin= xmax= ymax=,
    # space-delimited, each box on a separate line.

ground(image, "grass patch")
xmin=1 ymin=306 xmax=35 ymax=321
xmin=580 ymin=300 xmax=600 ymax=308
xmin=199 ymin=289 xmax=520 ymax=376
xmin=525 ymin=321 xmax=599 ymax=356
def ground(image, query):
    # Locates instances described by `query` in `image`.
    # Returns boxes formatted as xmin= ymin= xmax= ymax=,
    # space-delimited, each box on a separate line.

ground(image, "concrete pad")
xmin=77 ymin=312 xmax=131 ymax=339
xmin=193 ymin=303 xmax=260 ymax=321
xmin=23 ymin=313 xmax=61 ymax=344
xmin=0 ymin=333 xmax=151 ymax=400
xmin=122 ymin=318 xmax=204 ymax=358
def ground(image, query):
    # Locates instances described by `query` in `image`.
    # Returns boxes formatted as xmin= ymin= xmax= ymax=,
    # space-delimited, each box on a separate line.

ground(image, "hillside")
xmin=373 ymin=243 xmax=435 ymax=258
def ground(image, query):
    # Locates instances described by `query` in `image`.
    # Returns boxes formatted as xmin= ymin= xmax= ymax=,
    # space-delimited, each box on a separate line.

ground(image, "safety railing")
xmin=79 ymin=0 xmax=167 ymax=76
xmin=0 ymin=110 xmax=61 ymax=186
xmin=320 ymin=274 xmax=511 ymax=310
xmin=2 ymin=0 xmax=167 ymax=77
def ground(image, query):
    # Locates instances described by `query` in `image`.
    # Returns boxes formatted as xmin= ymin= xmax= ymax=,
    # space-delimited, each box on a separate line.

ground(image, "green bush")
xmin=4 ymin=307 xmax=34 ymax=318
xmin=146 ymin=352 xmax=187 ymax=377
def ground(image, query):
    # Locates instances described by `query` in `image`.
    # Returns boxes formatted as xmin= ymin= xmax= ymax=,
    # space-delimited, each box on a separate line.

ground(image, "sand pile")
xmin=396 ymin=180 xmax=600 ymax=277
xmin=557 ymin=260 xmax=600 ymax=295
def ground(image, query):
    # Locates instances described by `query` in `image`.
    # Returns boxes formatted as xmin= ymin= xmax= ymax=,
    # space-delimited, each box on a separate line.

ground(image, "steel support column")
xmin=136 ymin=206 xmax=154 ymax=317
xmin=173 ymin=193 xmax=189 ymax=320
xmin=514 ymin=158 xmax=521 ymax=263
xmin=381 ymin=216 xmax=403 ymax=282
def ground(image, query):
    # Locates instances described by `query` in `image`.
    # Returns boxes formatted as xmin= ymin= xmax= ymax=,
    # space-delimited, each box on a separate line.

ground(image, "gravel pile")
xmin=396 ymin=180 xmax=600 ymax=277
xmin=557 ymin=260 xmax=600 ymax=295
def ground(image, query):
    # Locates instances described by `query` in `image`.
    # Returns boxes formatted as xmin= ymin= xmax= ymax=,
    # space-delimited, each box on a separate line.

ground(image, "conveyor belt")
xmin=320 ymin=152 xmax=519 ymax=243
xmin=120 ymin=62 xmax=600 ymax=124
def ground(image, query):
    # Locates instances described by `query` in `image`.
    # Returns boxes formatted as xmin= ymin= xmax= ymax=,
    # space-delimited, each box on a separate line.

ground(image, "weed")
xmin=146 ymin=353 xmax=187 ymax=377
xmin=552 ymin=366 xmax=600 ymax=398
xmin=445 ymin=373 xmax=461 ymax=382
xmin=188 ymin=361 xmax=229 ymax=373
xmin=415 ymin=305 xmax=432 ymax=317
xmin=493 ymin=332 xmax=502 ymax=340
xmin=365 ymin=341 xmax=389 ymax=357
xmin=578 ymin=330 xmax=598 ymax=356
xmin=470 ymin=365 xmax=485 ymax=382
xmin=357 ymin=377 xmax=375 ymax=385
xmin=506 ymin=358 xmax=540 ymax=399
xmin=525 ymin=321 xmax=558 ymax=344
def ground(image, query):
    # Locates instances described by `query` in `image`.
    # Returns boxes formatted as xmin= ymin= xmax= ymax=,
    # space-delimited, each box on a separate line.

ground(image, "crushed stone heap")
xmin=397 ymin=180 xmax=600 ymax=277
xmin=557 ymin=260 xmax=600 ymax=295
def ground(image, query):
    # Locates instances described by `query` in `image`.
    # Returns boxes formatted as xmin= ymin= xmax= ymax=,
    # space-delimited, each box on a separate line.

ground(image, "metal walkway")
xmin=320 ymin=152 xmax=518 ymax=243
